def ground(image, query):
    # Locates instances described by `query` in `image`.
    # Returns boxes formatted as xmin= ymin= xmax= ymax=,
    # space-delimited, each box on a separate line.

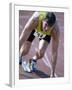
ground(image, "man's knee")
xmin=20 ymin=47 xmax=29 ymax=56
xmin=23 ymin=48 xmax=29 ymax=55
xmin=36 ymin=50 xmax=44 ymax=59
xmin=20 ymin=42 xmax=31 ymax=56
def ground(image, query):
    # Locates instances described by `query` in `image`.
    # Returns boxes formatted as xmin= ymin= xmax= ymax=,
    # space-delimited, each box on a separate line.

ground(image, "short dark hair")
xmin=45 ymin=12 xmax=56 ymax=26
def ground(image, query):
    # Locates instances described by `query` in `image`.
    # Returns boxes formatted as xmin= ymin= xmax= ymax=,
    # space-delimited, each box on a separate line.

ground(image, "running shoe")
xmin=22 ymin=59 xmax=37 ymax=73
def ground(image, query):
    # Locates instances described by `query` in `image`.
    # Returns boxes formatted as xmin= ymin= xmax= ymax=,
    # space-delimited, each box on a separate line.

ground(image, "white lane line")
xmin=42 ymin=58 xmax=50 ymax=68
xmin=44 ymin=53 xmax=52 ymax=69
xmin=44 ymin=53 xmax=58 ymax=77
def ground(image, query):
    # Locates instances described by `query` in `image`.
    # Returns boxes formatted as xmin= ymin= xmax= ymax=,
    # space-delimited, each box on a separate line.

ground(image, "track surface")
xmin=19 ymin=11 xmax=64 ymax=79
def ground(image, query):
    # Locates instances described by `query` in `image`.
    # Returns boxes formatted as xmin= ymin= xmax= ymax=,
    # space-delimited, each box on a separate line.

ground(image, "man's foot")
xmin=22 ymin=59 xmax=37 ymax=73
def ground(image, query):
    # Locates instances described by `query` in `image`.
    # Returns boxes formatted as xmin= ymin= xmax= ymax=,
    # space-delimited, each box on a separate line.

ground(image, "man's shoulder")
xmin=51 ymin=22 xmax=60 ymax=39
xmin=30 ymin=12 xmax=39 ymax=23
xmin=32 ymin=12 xmax=39 ymax=18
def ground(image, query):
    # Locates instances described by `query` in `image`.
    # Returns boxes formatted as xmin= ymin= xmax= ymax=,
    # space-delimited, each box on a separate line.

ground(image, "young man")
xmin=19 ymin=11 xmax=60 ymax=77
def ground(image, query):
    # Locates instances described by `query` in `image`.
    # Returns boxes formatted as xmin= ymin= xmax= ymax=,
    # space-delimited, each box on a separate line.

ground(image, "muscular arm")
xmin=19 ymin=12 xmax=39 ymax=49
xmin=51 ymin=23 xmax=60 ymax=77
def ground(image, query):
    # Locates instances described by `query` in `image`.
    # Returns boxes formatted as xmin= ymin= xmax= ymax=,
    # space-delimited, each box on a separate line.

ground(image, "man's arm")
xmin=19 ymin=12 xmax=39 ymax=50
xmin=51 ymin=23 xmax=60 ymax=77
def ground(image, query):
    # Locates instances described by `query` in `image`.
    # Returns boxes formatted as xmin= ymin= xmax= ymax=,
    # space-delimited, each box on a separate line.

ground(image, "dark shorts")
xmin=27 ymin=29 xmax=51 ymax=43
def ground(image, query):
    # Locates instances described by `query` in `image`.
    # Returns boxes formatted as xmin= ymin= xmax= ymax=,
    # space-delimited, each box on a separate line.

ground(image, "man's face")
xmin=42 ymin=19 xmax=51 ymax=32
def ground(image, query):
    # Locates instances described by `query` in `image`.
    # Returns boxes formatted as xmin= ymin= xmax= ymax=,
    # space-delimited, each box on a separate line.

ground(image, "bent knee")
xmin=22 ymin=48 xmax=29 ymax=55
xmin=20 ymin=42 xmax=31 ymax=56
xmin=36 ymin=50 xmax=44 ymax=59
xmin=20 ymin=47 xmax=29 ymax=56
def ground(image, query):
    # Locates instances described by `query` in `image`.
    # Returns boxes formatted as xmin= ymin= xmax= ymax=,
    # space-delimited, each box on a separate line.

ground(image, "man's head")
xmin=42 ymin=12 xmax=56 ymax=31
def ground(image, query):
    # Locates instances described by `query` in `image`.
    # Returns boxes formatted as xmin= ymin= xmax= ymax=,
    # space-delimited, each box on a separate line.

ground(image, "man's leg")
xmin=19 ymin=29 xmax=36 ymax=72
xmin=19 ymin=29 xmax=35 ymax=65
xmin=27 ymin=39 xmax=49 ymax=72
xmin=19 ymin=41 xmax=32 ymax=65
xmin=22 ymin=39 xmax=49 ymax=72
xmin=19 ymin=29 xmax=32 ymax=50
xmin=34 ymin=39 xmax=49 ymax=60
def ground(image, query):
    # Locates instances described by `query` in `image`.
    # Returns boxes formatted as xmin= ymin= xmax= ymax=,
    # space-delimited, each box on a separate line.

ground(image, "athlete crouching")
xmin=19 ymin=11 xmax=60 ymax=77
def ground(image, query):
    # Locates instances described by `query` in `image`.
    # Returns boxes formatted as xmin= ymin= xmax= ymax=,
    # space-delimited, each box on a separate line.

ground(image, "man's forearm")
xmin=51 ymin=52 xmax=57 ymax=76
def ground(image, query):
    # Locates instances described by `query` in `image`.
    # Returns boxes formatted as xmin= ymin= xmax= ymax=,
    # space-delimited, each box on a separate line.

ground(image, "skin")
xmin=19 ymin=12 xmax=39 ymax=50
xmin=50 ymin=22 xmax=60 ymax=77
xmin=19 ymin=12 xmax=60 ymax=77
